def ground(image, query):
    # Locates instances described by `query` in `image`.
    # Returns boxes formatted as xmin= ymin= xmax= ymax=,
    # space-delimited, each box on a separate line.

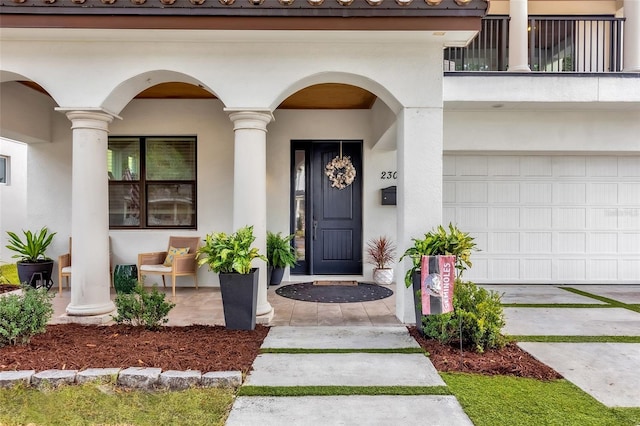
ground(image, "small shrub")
xmin=421 ymin=279 xmax=508 ymax=353
xmin=0 ymin=286 xmax=54 ymax=346
xmin=112 ymin=283 xmax=176 ymax=330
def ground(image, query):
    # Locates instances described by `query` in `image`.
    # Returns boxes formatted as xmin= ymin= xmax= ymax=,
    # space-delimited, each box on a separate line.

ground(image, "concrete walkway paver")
xmin=570 ymin=285 xmax=640 ymax=304
xmin=504 ymin=307 xmax=640 ymax=336
xmin=228 ymin=325 xmax=473 ymax=425
xmin=519 ymin=342 xmax=640 ymax=407
xmin=245 ymin=353 xmax=445 ymax=387
xmin=481 ymin=285 xmax=607 ymax=304
xmin=227 ymin=395 xmax=474 ymax=426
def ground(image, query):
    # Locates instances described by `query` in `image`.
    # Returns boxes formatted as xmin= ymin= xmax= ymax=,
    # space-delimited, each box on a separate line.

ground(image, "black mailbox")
xmin=381 ymin=186 xmax=397 ymax=205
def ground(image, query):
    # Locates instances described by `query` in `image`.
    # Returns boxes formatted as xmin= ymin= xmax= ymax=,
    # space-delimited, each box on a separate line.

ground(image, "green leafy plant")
xmin=421 ymin=279 xmax=507 ymax=353
xmin=112 ymin=283 xmax=176 ymax=330
xmin=0 ymin=263 xmax=19 ymax=285
xmin=365 ymin=236 xmax=396 ymax=269
xmin=5 ymin=227 xmax=57 ymax=263
xmin=400 ymin=223 xmax=476 ymax=287
xmin=0 ymin=285 xmax=54 ymax=346
xmin=196 ymin=225 xmax=267 ymax=274
xmin=266 ymin=231 xmax=297 ymax=269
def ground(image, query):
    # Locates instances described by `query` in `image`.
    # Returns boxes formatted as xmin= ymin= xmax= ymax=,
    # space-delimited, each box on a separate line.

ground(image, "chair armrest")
xmin=138 ymin=251 xmax=167 ymax=266
xmin=58 ymin=253 xmax=71 ymax=268
xmin=172 ymin=253 xmax=197 ymax=273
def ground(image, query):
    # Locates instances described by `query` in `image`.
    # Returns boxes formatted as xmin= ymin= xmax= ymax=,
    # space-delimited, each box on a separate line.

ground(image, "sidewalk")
xmin=226 ymin=326 xmax=474 ymax=425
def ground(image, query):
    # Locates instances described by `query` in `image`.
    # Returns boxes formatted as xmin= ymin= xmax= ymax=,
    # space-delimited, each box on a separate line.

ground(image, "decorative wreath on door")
xmin=324 ymin=142 xmax=356 ymax=190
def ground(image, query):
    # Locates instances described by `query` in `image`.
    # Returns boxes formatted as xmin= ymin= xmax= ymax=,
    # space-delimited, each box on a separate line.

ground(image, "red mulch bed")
xmin=1 ymin=324 xmax=269 ymax=374
xmin=409 ymin=327 xmax=562 ymax=381
xmin=0 ymin=323 xmax=562 ymax=381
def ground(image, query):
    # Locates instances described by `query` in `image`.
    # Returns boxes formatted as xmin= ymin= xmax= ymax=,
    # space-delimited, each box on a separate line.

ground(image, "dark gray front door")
xmin=310 ymin=141 xmax=362 ymax=274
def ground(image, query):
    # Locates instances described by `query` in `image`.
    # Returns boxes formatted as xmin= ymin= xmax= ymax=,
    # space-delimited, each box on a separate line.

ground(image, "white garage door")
xmin=443 ymin=155 xmax=640 ymax=284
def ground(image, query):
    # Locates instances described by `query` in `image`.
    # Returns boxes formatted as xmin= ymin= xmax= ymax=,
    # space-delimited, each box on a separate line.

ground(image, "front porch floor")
xmin=49 ymin=283 xmax=400 ymax=327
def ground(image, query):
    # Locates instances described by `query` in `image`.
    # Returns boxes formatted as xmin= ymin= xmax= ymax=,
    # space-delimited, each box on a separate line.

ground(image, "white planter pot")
xmin=373 ymin=268 xmax=394 ymax=285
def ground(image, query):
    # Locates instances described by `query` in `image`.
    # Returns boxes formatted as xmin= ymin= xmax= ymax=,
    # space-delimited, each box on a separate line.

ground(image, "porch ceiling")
xmin=19 ymin=81 xmax=379 ymax=110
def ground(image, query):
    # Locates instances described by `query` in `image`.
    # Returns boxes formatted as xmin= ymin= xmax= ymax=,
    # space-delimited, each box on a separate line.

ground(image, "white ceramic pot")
xmin=373 ymin=268 xmax=394 ymax=285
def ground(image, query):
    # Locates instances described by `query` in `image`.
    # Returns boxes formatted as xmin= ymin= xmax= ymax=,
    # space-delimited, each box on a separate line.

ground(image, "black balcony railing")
xmin=444 ymin=15 xmax=625 ymax=72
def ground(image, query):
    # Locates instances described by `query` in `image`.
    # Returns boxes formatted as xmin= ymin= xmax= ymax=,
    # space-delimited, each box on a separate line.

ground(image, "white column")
xmin=59 ymin=109 xmax=117 ymax=317
xmin=509 ymin=0 xmax=531 ymax=72
xmin=226 ymin=109 xmax=274 ymax=321
xmin=395 ymin=107 xmax=443 ymax=324
xmin=624 ymin=0 xmax=640 ymax=72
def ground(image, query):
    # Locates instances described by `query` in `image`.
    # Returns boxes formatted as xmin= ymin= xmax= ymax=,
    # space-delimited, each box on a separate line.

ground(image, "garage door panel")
xmin=590 ymin=233 xmax=618 ymax=253
xmin=590 ymin=259 xmax=618 ymax=280
xmin=587 ymin=156 xmax=618 ymax=176
xmin=553 ymin=157 xmax=586 ymax=176
xmin=522 ymin=208 xmax=552 ymax=229
xmin=558 ymin=259 xmax=587 ymax=281
xmin=524 ymin=259 xmax=553 ymax=280
xmin=556 ymin=183 xmax=586 ymax=204
xmin=554 ymin=208 xmax=586 ymax=229
xmin=621 ymin=260 xmax=640 ymax=280
xmin=489 ymin=183 xmax=520 ymax=203
xmin=522 ymin=157 xmax=552 ymax=176
xmin=522 ymin=183 xmax=552 ymax=204
xmin=620 ymin=157 xmax=640 ymax=176
xmin=588 ymin=183 xmax=618 ymax=205
xmin=522 ymin=232 xmax=552 ymax=253
xmin=489 ymin=156 xmax=520 ymax=176
xmin=490 ymin=259 xmax=520 ymax=280
xmin=490 ymin=207 xmax=520 ymax=228
xmin=445 ymin=154 xmax=640 ymax=284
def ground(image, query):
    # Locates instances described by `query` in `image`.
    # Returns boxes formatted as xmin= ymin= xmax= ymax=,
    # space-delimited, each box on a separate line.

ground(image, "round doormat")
xmin=275 ymin=282 xmax=393 ymax=303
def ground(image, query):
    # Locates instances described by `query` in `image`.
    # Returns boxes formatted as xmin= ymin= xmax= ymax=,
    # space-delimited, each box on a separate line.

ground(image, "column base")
xmin=57 ymin=311 xmax=115 ymax=325
xmin=256 ymin=306 xmax=274 ymax=325
xmin=66 ymin=301 xmax=116 ymax=317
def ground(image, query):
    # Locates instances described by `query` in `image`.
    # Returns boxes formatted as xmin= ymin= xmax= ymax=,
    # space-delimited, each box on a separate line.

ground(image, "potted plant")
xmin=400 ymin=223 xmax=476 ymax=325
xmin=266 ymin=231 xmax=297 ymax=286
xmin=196 ymin=225 xmax=266 ymax=330
xmin=5 ymin=227 xmax=56 ymax=289
xmin=365 ymin=236 xmax=396 ymax=285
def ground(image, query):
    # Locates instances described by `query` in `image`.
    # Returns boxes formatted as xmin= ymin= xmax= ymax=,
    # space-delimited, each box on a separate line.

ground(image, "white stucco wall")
xmin=0 ymin=137 xmax=27 ymax=263
xmin=444 ymin=109 xmax=640 ymax=152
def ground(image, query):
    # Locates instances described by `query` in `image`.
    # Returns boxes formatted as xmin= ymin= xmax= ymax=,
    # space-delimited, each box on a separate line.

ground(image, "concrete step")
xmin=245 ymin=353 xmax=444 ymax=387
xmin=261 ymin=326 xmax=420 ymax=350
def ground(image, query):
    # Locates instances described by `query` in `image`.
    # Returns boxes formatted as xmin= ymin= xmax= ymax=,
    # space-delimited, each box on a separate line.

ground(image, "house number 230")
xmin=380 ymin=171 xmax=397 ymax=180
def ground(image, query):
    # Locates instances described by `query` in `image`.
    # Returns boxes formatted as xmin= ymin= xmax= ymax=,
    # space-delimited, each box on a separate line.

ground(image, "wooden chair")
xmin=137 ymin=236 xmax=200 ymax=297
xmin=58 ymin=237 xmax=113 ymax=294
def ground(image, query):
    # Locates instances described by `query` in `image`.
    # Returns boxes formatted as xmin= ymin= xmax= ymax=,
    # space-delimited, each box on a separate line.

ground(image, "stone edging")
xmin=0 ymin=368 xmax=242 ymax=391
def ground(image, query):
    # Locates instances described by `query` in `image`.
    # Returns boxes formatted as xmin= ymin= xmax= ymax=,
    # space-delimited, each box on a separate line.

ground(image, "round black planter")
xmin=17 ymin=260 xmax=54 ymax=289
xmin=269 ymin=267 xmax=285 ymax=286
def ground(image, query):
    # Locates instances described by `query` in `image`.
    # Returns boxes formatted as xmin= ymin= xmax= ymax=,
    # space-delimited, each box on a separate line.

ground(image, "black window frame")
xmin=108 ymin=135 xmax=197 ymax=230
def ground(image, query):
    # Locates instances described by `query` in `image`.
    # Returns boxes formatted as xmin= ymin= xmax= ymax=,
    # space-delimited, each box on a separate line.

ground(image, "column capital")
xmin=55 ymin=108 xmax=121 ymax=131
xmin=225 ymin=109 xmax=274 ymax=132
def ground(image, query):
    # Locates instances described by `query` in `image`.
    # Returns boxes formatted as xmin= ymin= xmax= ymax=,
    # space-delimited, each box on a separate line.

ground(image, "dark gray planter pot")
xmin=219 ymin=268 xmax=259 ymax=330
xmin=17 ymin=260 xmax=54 ymax=290
xmin=113 ymin=264 xmax=138 ymax=294
xmin=270 ymin=267 xmax=285 ymax=286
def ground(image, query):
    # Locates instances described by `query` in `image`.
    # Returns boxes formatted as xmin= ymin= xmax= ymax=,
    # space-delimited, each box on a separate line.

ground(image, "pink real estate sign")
xmin=420 ymin=255 xmax=456 ymax=315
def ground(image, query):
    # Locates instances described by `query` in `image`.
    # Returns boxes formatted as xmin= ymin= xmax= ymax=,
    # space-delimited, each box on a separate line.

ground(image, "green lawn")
xmin=443 ymin=372 xmax=640 ymax=426
xmin=0 ymin=383 xmax=234 ymax=426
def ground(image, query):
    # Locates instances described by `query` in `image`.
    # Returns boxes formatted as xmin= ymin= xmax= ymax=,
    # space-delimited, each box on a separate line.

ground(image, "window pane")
xmin=108 ymin=139 xmax=140 ymax=181
xmin=146 ymin=138 xmax=196 ymax=181
xmin=294 ymin=150 xmax=306 ymax=262
xmin=109 ymin=184 xmax=141 ymax=227
xmin=0 ymin=157 xmax=6 ymax=184
xmin=147 ymin=184 xmax=195 ymax=227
